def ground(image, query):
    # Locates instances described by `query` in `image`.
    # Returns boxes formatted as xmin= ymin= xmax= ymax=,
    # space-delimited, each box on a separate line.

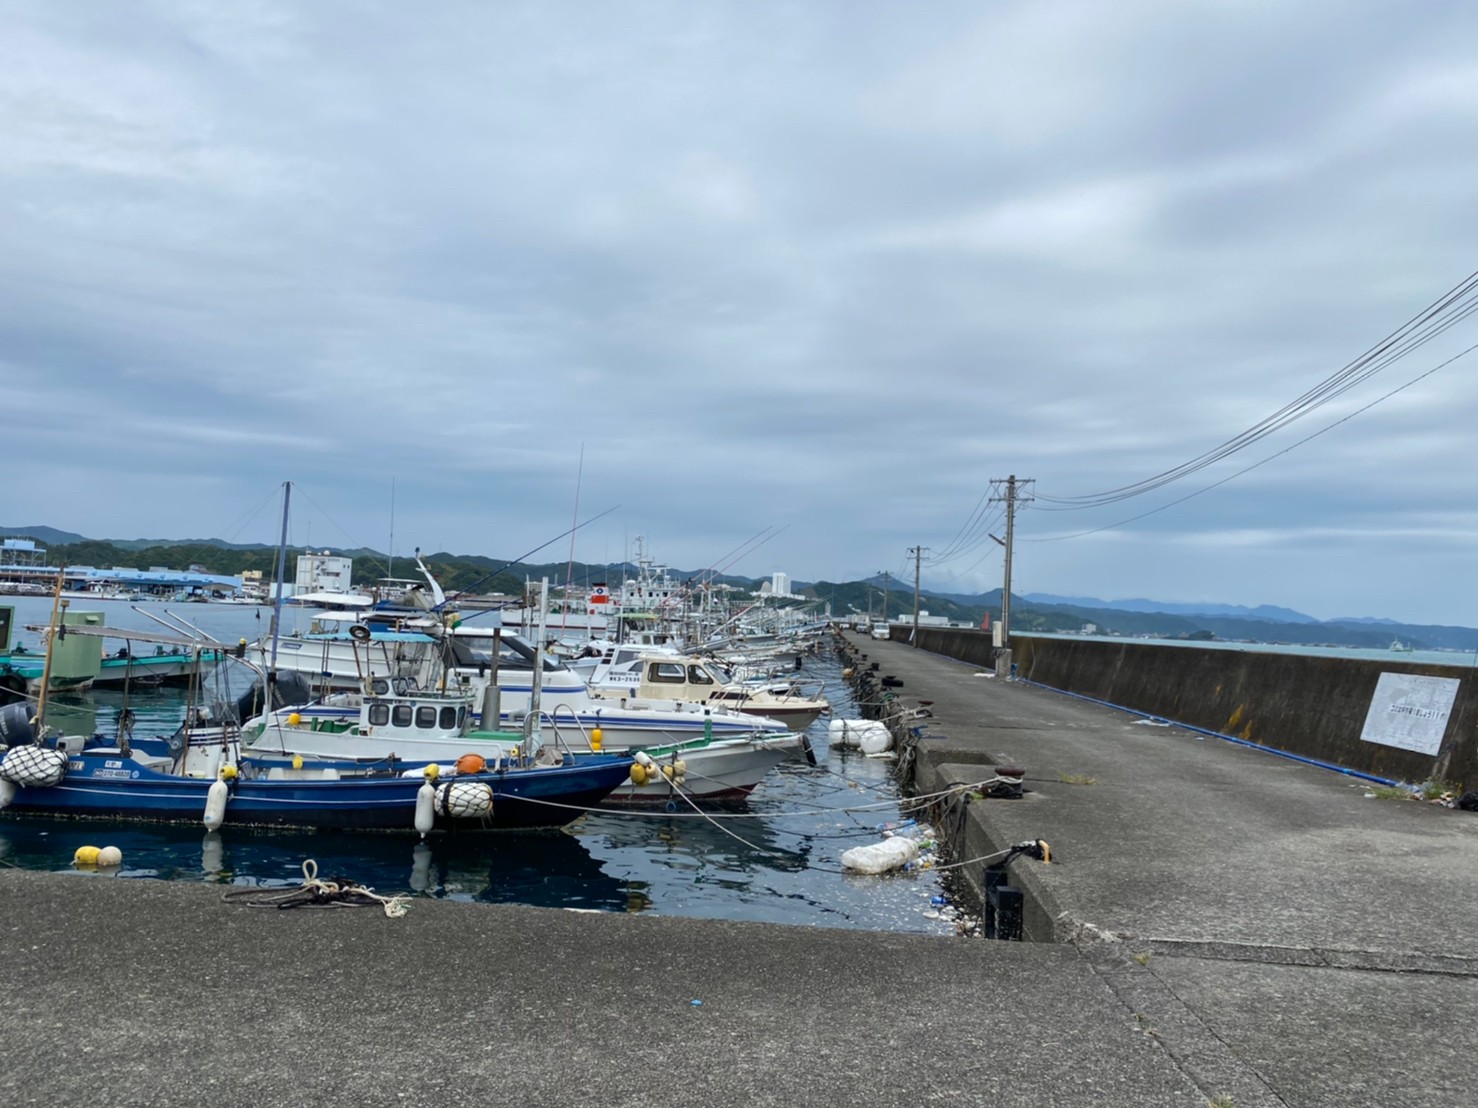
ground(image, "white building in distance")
xmin=295 ymin=550 xmax=353 ymax=594
xmin=771 ymin=572 xmax=791 ymax=597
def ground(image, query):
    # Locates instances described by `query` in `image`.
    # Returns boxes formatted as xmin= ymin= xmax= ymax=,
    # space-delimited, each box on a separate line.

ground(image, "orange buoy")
xmin=455 ymin=753 xmax=487 ymax=775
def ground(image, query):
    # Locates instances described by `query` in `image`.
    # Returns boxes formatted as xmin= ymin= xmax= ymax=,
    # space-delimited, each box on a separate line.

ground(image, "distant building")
xmin=295 ymin=550 xmax=353 ymax=594
xmin=910 ymin=609 xmax=950 ymax=628
xmin=771 ymin=572 xmax=791 ymax=598
xmin=0 ymin=538 xmax=46 ymax=568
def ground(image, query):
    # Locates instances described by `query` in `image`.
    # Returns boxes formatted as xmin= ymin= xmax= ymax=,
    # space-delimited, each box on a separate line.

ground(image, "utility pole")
xmin=908 ymin=546 xmax=928 ymax=645
xmin=987 ymin=475 xmax=1034 ymax=672
xmin=881 ymin=571 xmax=889 ymax=625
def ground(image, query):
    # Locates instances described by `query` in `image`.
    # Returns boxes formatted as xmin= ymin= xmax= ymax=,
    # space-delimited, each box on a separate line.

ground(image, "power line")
xmin=1028 ymin=341 xmax=1478 ymax=543
xmin=931 ymin=505 xmax=1006 ymax=565
xmin=1035 ymin=270 xmax=1478 ymax=511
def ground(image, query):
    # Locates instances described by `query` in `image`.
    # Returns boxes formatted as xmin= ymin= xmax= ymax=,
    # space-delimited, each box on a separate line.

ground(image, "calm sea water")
xmin=1021 ymin=631 xmax=1478 ymax=668
xmin=0 ymin=596 xmax=953 ymax=933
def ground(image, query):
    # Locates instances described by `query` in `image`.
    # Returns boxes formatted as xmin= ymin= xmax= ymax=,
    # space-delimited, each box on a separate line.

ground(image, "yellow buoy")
xmin=591 ymin=727 xmax=603 ymax=752
xmin=291 ymin=754 xmax=303 ymax=770
xmin=221 ymin=764 xmax=238 ymax=780
xmin=630 ymin=763 xmax=648 ymax=786
xmin=662 ymin=765 xmax=675 ymax=780
xmin=423 ymin=763 xmax=440 ymax=780
xmin=287 ymin=712 xmax=302 ymax=727
xmin=73 ymin=845 xmax=101 ymax=867
xmin=674 ymin=760 xmax=688 ymax=775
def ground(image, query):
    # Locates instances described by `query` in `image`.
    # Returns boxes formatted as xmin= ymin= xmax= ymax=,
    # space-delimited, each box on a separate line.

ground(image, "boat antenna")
xmin=561 ymin=443 xmax=585 ymax=633
xmin=436 ymin=503 xmax=621 ymax=616
xmin=268 ymin=480 xmax=292 ymax=675
xmin=388 ymin=476 xmax=396 ymax=580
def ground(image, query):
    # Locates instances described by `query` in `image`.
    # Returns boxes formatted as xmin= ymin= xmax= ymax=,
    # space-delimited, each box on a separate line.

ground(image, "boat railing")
xmin=764 ymin=678 xmax=827 ymax=703
xmin=521 ymin=703 xmax=601 ymax=757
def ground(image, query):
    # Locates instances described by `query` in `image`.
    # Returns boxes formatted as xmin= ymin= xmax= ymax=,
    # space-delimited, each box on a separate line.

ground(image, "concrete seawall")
xmin=898 ymin=627 xmax=1478 ymax=789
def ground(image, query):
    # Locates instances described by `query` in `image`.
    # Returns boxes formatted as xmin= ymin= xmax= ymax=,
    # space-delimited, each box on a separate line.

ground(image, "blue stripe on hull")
xmin=3 ymin=757 xmax=633 ymax=831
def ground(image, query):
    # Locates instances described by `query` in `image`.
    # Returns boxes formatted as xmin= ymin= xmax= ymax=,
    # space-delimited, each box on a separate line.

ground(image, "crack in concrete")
xmin=1079 ymin=941 xmax=1293 ymax=1108
xmin=1134 ymin=937 xmax=1478 ymax=978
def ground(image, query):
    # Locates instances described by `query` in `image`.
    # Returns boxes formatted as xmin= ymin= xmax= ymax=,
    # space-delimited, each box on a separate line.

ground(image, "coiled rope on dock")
xmin=221 ymin=859 xmax=411 ymax=918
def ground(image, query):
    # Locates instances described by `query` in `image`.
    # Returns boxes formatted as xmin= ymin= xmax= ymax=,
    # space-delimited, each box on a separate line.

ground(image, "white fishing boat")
xmin=244 ymin=675 xmax=805 ymax=803
xmin=581 ymin=645 xmax=829 ymax=732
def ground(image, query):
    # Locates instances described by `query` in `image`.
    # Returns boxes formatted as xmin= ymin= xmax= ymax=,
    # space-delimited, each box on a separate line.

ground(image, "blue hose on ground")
xmin=1011 ymin=677 xmax=1409 ymax=789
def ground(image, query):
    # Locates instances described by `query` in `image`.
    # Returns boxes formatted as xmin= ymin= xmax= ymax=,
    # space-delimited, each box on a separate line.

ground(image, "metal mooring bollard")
xmin=984 ymin=862 xmax=1024 ymax=940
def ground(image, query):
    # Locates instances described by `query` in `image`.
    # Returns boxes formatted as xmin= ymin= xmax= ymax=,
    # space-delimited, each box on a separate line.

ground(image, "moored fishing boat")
xmin=0 ymin=612 xmax=636 ymax=832
xmin=580 ymin=646 xmax=829 ymax=732
xmin=244 ymin=680 xmax=807 ymax=805
xmin=0 ymin=734 xmax=633 ymax=832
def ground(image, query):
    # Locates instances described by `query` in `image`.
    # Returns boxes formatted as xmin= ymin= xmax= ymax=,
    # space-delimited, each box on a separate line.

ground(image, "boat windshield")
xmin=453 ymin=633 xmax=564 ymax=672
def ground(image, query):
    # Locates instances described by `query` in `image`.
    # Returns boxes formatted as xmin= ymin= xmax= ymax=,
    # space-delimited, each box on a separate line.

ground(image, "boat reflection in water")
xmin=585 ymin=811 xmax=811 ymax=876
xmin=0 ymin=821 xmax=633 ymax=915
xmin=574 ymin=809 xmax=843 ymax=924
xmin=411 ymin=830 xmax=633 ymax=913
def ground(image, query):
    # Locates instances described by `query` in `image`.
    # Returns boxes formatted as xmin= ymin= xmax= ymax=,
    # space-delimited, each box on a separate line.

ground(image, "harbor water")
xmin=0 ymin=596 xmax=955 ymax=934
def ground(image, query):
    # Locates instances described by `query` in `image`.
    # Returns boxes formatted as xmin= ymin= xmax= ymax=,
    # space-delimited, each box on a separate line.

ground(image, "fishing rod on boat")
xmin=433 ymin=504 xmax=622 ymax=621
xmin=700 ymin=525 xmax=781 ymax=586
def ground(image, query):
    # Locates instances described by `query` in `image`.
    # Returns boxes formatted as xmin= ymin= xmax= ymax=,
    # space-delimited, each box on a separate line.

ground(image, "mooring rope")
xmin=221 ymin=859 xmax=410 ymax=918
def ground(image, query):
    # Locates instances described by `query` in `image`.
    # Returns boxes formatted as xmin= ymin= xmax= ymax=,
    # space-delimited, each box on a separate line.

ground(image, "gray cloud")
xmin=3 ymin=1 xmax=1477 ymax=624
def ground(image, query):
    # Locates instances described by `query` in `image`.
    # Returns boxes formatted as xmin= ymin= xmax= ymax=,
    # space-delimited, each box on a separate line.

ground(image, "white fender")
xmin=204 ymin=777 xmax=229 ymax=832
xmin=414 ymin=780 xmax=436 ymax=837
xmin=0 ymin=778 xmax=15 ymax=809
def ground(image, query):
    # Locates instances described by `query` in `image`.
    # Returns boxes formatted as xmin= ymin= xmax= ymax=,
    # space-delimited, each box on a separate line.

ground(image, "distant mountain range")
xmin=833 ymin=576 xmax=1478 ymax=652
xmin=0 ymin=525 xmax=278 ymax=553
xmin=6 ymin=525 xmax=1474 ymax=650
xmin=1018 ymin=593 xmax=1320 ymax=624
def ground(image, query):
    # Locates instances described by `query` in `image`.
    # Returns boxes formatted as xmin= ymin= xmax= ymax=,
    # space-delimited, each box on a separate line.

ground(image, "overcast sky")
xmin=4 ymin=1 xmax=1478 ymax=625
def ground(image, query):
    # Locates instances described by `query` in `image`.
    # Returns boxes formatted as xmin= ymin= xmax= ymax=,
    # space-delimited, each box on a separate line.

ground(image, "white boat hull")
xmin=601 ymin=736 xmax=800 ymax=803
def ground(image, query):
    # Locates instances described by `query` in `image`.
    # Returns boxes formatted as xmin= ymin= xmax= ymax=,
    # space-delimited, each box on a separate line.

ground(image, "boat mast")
xmin=31 ymin=567 xmax=67 ymax=732
xmin=268 ymin=481 xmax=292 ymax=674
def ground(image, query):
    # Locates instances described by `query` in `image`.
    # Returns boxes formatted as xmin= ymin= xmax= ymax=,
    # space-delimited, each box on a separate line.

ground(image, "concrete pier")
xmin=839 ymin=631 xmax=1478 ymax=1105
xmin=3 ymin=632 xmax=1476 ymax=1106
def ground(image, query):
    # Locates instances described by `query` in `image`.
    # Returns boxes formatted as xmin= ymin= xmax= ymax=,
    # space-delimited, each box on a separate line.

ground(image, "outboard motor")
xmin=0 ymin=702 xmax=35 ymax=750
xmin=270 ymin=671 xmax=313 ymax=710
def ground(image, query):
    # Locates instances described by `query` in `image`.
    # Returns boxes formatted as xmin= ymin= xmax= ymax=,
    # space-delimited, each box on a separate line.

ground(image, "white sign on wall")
xmin=1359 ymin=672 xmax=1461 ymax=756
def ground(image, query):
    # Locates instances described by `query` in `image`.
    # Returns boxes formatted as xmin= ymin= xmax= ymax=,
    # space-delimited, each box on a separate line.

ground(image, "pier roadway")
xmin=848 ymin=631 xmax=1478 ymax=1106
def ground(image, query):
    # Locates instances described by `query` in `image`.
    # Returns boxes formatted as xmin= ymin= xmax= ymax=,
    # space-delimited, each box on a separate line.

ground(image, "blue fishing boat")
xmin=0 ymin=616 xmax=636 ymax=833
xmin=0 ymin=740 xmax=635 ymax=832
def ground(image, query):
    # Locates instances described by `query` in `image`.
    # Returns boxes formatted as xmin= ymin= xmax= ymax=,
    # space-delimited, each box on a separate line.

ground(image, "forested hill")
xmin=9 ymin=529 xmax=1476 ymax=651
xmin=14 ymin=536 xmax=761 ymax=600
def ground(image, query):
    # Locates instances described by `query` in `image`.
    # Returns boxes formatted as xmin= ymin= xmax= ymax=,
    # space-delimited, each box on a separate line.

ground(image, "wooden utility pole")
xmin=908 ymin=546 xmax=928 ymax=645
xmin=882 ymin=571 xmax=889 ymax=625
xmin=987 ymin=475 xmax=1033 ymax=670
